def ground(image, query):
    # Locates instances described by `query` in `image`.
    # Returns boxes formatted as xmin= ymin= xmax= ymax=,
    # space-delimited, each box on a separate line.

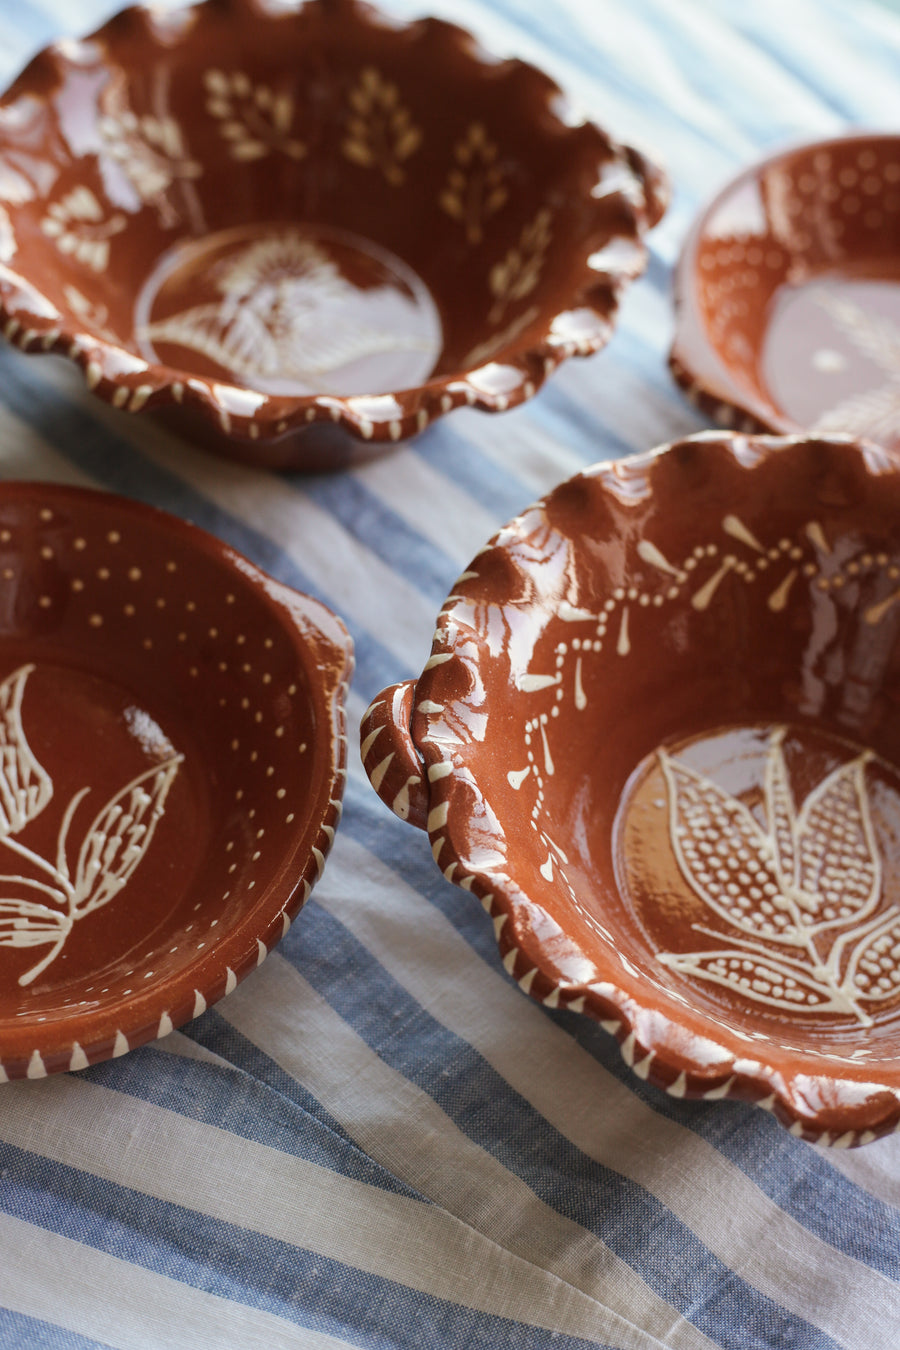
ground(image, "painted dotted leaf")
xmin=793 ymin=752 xmax=880 ymax=930
xmin=657 ymin=947 xmax=848 ymax=1014
xmin=0 ymin=665 xmax=52 ymax=838
xmin=845 ymin=914 xmax=900 ymax=1003
xmin=73 ymin=756 xmax=182 ymax=916
xmin=659 ymin=749 xmax=797 ymax=945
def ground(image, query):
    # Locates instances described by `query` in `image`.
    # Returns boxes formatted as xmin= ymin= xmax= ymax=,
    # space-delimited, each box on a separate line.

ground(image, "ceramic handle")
xmin=360 ymin=679 xmax=429 ymax=831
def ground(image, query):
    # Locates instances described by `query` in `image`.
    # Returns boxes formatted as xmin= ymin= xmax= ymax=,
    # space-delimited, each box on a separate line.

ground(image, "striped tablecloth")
xmin=0 ymin=1 xmax=899 ymax=1347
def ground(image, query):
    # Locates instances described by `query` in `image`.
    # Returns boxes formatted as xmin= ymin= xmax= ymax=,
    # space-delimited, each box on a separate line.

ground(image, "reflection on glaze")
xmin=0 ymin=665 xmax=181 ymax=986
xmin=136 ymin=226 xmax=442 ymax=396
xmin=764 ymin=280 xmax=900 ymax=445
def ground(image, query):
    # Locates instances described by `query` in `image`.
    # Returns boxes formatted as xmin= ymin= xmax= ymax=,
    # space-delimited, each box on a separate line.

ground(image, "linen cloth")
xmin=0 ymin=1 xmax=899 ymax=1347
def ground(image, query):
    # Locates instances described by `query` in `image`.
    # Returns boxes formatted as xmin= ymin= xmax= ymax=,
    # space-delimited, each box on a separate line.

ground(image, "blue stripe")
xmin=0 ymin=1310 xmax=111 ymax=1350
xmin=291 ymin=472 xmax=462 ymax=608
xmin=484 ymin=0 xmax=746 ymax=165
xmin=340 ymin=778 xmax=900 ymax=1276
xmin=712 ymin=0 xmax=894 ymax=123
xmin=0 ymin=1142 xmax=620 ymax=1350
xmin=283 ymin=898 xmax=843 ymax=1350
xmin=551 ymin=1006 xmax=900 ymax=1274
xmin=84 ymin=1026 xmax=427 ymax=1202
xmin=343 ymin=776 xmax=506 ymax=969
xmin=413 ymin=419 xmax=536 ymax=524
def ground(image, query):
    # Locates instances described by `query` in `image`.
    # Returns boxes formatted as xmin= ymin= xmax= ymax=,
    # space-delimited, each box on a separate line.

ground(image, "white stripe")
xmin=818 ymin=1130 xmax=900 ymax=1210
xmin=0 ymin=1211 xmax=354 ymax=1350
xmin=0 ymin=1077 xmax=664 ymax=1350
xmin=309 ymin=827 xmax=900 ymax=1350
xmin=358 ymin=449 xmax=503 ymax=567
xmin=0 ymin=401 xmax=99 ymax=487
xmin=222 ymin=954 xmax=717 ymax=1350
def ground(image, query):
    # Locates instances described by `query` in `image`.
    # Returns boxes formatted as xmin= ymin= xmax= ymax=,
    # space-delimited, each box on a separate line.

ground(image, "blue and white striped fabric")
xmin=1 ymin=1 xmax=899 ymax=1347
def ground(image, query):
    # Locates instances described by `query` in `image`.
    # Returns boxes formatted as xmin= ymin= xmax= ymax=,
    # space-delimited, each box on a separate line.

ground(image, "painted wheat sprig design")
xmin=657 ymin=728 xmax=900 ymax=1025
xmin=0 ymin=665 xmax=182 ymax=986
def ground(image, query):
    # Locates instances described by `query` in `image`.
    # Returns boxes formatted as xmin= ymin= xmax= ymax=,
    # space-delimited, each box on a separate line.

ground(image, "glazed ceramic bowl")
xmin=362 ymin=431 xmax=900 ymax=1145
xmin=0 ymin=0 xmax=666 ymax=470
xmin=671 ymin=134 xmax=900 ymax=453
xmin=0 ymin=482 xmax=351 ymax=1078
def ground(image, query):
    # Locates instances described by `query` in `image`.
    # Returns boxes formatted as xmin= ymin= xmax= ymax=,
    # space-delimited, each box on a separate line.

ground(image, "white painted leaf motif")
xmin=0 ymin=890 xmax=72 ymax=987
xmin=844 ymin=914 xmax=900 ymax=1003
xmin=658 ymin=947 xmax=845 ymax=1013
xmin=794 ymin=751 xmax=880 ymax=929
xmin=659 ymin=750 xmax=796 ymax=943
xmin=658 ymin=732 xmax=895 ymax=1024
xmin=764 ymin=729 xmax=795 ymax=890
xmin=0 ymin=896 xmax=69 ymax=943
xmin=0 ymin=665 xmax=52 ymax=837
xmin=73 ymin=756 xmax=183 ymax=916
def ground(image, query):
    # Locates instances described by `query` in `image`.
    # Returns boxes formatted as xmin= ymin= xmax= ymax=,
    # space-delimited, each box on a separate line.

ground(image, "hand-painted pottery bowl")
xmin=671 ymin=134 xmax=900 ymax=453
xmin=0 ymin=482 xmax=351 ymax=1079
xmin=362 ymin=431 xmax=900 ymax=1145
xmin=0 ymin=0 xmax=666 ymax=471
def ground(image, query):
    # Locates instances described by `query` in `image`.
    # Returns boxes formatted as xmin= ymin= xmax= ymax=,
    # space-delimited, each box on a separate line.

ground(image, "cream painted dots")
xmin=516 ymin=513 xmax=900 ymax=838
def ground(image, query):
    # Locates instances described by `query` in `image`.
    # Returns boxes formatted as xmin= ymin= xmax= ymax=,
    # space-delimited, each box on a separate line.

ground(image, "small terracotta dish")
xmin=363 ymin=431 xmax=900 ymax=1145
xmin=671 ymin=134 xmax=900 ymax=452
xmin=0 ymin=482 xmax=351 ymax=1079
xmin=0 ymin=0 xmax=666 ymax=470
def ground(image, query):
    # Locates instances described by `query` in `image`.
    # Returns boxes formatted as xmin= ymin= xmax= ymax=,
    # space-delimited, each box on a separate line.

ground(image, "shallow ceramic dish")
xmin=0 ymin=482 xmax=351 ymax=1078
xmin=0 ymin=0 xmax=666 ymax=470
xmin=362 ymin=431 xmax=900 ymax=1145
xmin=671 ymin=134 xmax=900 ymax=452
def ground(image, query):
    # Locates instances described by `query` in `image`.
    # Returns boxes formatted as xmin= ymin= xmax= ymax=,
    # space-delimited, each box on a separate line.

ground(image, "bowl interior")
xmin=688 ymin=137 xmax=900 ymax=445
xmin=0 ymin=485 xmax=333 ymax=1066
xmin=0 ymin=1 xmax=627 ymax=399
xmin=428 ymin=437 xmax=900 ymax=1065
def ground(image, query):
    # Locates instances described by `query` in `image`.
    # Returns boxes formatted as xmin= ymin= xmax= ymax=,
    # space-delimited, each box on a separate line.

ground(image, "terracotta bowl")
xmin=0 ymin=482 xmax=351 ymax=1079
xmin=362 ymin=431 xmax=900 ymax=1145
xmin=0 ymin=0 xmax=666 ymax=471
xmin=671 ymin=134 xmax=900 ymax=453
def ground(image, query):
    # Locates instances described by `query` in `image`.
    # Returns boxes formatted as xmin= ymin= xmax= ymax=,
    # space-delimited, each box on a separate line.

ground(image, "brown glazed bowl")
xmin=0 ymin=482 xmax=351 ymax=1079
xmin=362 ymin=431 xmax=900 ymax=1145
xmin=671 ymin=135 xmax=900 ymax=453
xmin=0 ymin=0 xmax=666 ymax=470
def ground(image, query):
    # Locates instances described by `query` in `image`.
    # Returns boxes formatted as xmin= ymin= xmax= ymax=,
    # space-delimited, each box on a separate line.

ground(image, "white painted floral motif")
xmin=39 ymin=187 xmax=126 ymax=272
xmin=439 ymin=122 xmax=508 ymax=245
xmin=0 ymin=665 xmax=182 ymax=986
xmin=488 ymin=207 xmax=552 ymax=323
xmin=342 ymin=67 xmax=421 ymax=185
xmin=142 ymin=232 xmax=430 ymax=388
xmin=98 ymin=100 xmax=202 ymax=229
xmin=811 ymin=290 xmax=900 ymax=444
xmin=657 ymin=729 xmax=900 ymax=1025
xmin=204 ymin=69 xmax=306 ymax=162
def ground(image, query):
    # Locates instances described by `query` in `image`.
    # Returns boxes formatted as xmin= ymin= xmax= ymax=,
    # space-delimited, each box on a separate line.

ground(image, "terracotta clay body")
xmin=0 ymin=0 xmax=666 ymax=468
xmin=671 ymin=135 xmax=900 ymax=451
xmin=0 ymin=483 xmax=351 ymax=1078
xmin=363 ymin=432 xmax=900 ymax=1144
